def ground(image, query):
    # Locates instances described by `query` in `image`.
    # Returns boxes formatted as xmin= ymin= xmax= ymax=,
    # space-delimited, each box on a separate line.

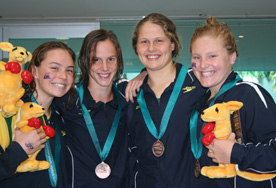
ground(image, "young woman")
xmin=57 ymin=29 xmax=137 ymax=187
xmin=0 ymin=41 xmax=76 ymax=188
xmin=127 ymin=13 xmax=206 ymax=187
xmin=189 ymin=16 xmax=276 ymax=187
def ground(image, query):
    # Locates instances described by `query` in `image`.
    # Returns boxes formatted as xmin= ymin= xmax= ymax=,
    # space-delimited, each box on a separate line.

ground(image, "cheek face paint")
xmin=44 ymin=72 xmax=51 ymax=79
xmin=192 ymin=62 xmax=197 ymax=68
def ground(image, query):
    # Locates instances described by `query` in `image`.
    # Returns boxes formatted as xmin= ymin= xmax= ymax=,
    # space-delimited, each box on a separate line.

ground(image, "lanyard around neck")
xmin=137 ymin=66 xmax=188 ymax=139
xmin=77 ymin=82 xmax=121 ymax=161
xmin=31 ymin=95 xmax=59 ymax=187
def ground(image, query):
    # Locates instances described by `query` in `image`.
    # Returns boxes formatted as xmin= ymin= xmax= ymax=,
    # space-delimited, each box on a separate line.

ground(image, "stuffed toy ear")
xmin=27 ymin=51 xmax=32 ymax=62
xmin=225 ymin=101 xmax=243 ymax=114
xmin=0 ymin=42 xmax=14 ymax=52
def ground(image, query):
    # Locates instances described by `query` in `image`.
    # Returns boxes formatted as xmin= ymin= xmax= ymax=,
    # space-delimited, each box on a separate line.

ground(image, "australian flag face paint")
xmin=44 ymin=72 xmax=51 ymax=79
xmin=192 ymin=62 xmax=197 ymax=68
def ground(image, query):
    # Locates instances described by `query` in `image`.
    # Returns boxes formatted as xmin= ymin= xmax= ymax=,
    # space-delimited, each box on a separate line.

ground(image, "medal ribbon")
xmin=31 ymin=95 xmax=60 ymax=187
xmin=190 ymin=74 xmax=242 ymax=159
xmin=77 ymin=82 xmax=121 ymax=161
xmin=137 ymin=66 xmax=188 ymax=139
xmin=5 ymin=117 xmax=13 ymax=143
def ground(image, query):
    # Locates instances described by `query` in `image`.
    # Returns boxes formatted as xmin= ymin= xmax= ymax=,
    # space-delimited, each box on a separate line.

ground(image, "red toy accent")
xmin=202 ymin=132 xmax=216 ymax=146
xmin=43 ymin=125 xmax=55 ymax=138
xmin=202 ymin=122 xmax=215 ymax=134
xmin=21 ymin=70 xmax=33 ymax=84
xmin=5 ymin=61 xmax=21 ymax=73
xmin=28 ymin=117 xmax=41 ymax=129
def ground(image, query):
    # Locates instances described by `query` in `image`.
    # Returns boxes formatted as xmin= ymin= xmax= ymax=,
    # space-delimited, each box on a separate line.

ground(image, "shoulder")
xmin=233 ymin=81 xmax=274 ymax=108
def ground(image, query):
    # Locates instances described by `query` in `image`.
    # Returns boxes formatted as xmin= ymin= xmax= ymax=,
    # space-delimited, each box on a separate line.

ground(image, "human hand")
xmin=206 ymin=133 xmax=236 ymax=164
xmin=125 ymin=71 xmax=147 ymax=103
xmin=14 ymin=128 xmax=47 ymax=155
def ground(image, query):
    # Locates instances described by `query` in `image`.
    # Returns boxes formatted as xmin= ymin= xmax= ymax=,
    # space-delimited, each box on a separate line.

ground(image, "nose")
xmin=59 ymin=70 xmax=67 ymax=79
xmin=102 ymin=61 xmax=108 ymax=71
xmin=199 ymin=58 xmax=209 ymax=69
xmin=148 ymin=42 xmax=155 ymax=52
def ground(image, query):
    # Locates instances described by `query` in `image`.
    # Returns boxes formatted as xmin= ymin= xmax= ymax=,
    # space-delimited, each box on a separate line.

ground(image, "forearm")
xmin=231 ymin=139 xmax=276 ymax=172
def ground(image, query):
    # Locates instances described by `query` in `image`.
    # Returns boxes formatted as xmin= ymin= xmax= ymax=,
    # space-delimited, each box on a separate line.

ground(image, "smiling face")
xmin=33 ymin=48 xmax=75 ymax=100
xmin=89 ymin=39 xmax=118 ymax=88
xmin=191 ymin=35 xmax=236 ymax=96
xmin=136 ymin=21 xmax=175 ymax=72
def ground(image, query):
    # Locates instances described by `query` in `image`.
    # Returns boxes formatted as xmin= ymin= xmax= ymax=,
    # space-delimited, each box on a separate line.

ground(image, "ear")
xmin=230 ymin=52 xmax=237 ymax=65
xmin=0 ymin=42 xmax=14 ymax=52
xmin=225 ymin=101 xmax=243 ymax=113
xmin=171 ymin=42 xmax=175 ymax=51
xmin=32 ymin=66 xmax=39 ymax=79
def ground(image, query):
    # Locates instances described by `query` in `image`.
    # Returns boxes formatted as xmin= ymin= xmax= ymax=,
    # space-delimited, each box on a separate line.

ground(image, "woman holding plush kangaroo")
xmin=0 ymin=41 xmax=76 ymax=188
xmin=189 ymin=16 xmax=276 ymax=187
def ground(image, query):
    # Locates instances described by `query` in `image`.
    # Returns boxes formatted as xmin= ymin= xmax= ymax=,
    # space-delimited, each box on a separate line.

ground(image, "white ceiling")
xmin=1 ymin=0 xmax=276 ymax=23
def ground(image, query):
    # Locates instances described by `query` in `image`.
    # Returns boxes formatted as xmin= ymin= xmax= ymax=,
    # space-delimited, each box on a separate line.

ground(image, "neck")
xmin=147 ymin=63 xmax=176 ymax=98
xmin=87 ymin=82 xmax=113 ymax=103
xmin=33 ymin=91 xmax=53 ymax=118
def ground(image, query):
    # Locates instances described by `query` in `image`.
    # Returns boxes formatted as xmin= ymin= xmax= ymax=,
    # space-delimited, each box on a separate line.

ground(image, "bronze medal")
xmin=195 ymin=160 xmax=201 ymax=178
xmin=95 ymin=162 xmax=111 ymax=179
xmin=152 ymin=140 xmax=165 ymax=157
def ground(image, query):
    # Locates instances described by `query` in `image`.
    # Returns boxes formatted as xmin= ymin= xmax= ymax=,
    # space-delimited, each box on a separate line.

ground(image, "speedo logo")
xmin=182 ymin=86 xmax=196 ymax=93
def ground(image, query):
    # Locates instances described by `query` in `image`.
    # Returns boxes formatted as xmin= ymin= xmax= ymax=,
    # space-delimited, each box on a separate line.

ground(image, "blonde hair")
xmin=190 ymin=16 xmax=238 ymax=56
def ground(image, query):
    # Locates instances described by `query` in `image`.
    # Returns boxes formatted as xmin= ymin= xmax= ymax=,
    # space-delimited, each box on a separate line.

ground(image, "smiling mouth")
xmin=52 ymin=83 xmax=66 ymax=88
xmin=98 ymin=73 xmax=110 ymax=79
xmin=201 ymin=71 xmax=215 ymax=77
xmin=146 ymin=55 xmax=160 ymax=60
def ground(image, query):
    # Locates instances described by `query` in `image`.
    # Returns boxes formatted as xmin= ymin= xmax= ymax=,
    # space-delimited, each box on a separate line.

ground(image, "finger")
xmin=132 ymin=89 xmax=137 ymax=98
xmin=229 ymin=132 xmax=236 ymax=140
xmin=39 ymin=143 xmax=45 ymax=150
xmin=36 ymin=128 xmax=42 ymax=133
xmin=125 ymin=89 xmax=130 ymax=102
xmin=40 ymin=133 xmax=47 ymax=139
xmin=212 ymin=158 xmax=218 ymax=163
xmin=207 ymin=151 xmax=214 ymax=158
xmin=40 ymin=138 xmax=47 ymax=144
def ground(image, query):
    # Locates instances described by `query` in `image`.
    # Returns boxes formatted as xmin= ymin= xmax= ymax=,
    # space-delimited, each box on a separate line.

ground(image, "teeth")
xmin=99 ymin=74 xmax=109 ymax=78
xmin=202 ymin=71 xmax=214 ymax=76
xmin=147 ymin=55 xmax=159 ymax=59
xmin=53 ymin=83 xmax=65 ymax=88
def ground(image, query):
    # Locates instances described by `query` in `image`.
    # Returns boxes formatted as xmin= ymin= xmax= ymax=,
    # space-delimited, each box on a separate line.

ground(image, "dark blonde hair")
xmin=78 ymin=29 xmax=123 ymax=83
xmin=132 ymin=13 xmax=181 ymax=59
xmin=190 ymin=16 xmax=238 ymax=56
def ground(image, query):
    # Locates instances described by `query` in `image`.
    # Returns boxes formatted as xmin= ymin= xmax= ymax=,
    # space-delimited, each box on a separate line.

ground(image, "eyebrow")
xmin=50 ymin=62 xmax=75 ymax=68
